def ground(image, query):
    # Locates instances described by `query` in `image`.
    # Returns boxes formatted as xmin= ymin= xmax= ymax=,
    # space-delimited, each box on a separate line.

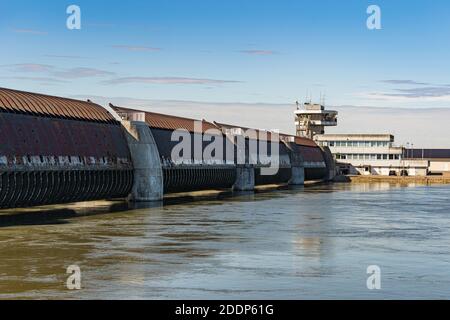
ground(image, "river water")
xmin=0 ymin=182 xmax=449 ymax=299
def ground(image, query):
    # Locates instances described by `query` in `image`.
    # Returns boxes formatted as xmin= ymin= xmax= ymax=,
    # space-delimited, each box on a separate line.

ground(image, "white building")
xmin=315 ymin=134 xmax=429 ymax=176
xmin=406 ymin=149 xmax=450 ymax=176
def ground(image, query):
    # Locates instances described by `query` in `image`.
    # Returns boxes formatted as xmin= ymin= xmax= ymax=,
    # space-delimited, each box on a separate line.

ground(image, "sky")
xmin=1 ymin=0 xmax=450 ymax=147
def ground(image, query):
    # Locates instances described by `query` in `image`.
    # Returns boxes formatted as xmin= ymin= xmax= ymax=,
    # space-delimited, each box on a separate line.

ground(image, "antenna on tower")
xmin=294 ymin=93 xmax=338 ymax=139
xmin=306 ymin=90 xmax=312 ymax=104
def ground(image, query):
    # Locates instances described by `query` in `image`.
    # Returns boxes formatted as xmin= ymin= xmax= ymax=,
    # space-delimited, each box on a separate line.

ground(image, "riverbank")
xmin=335 ymin=174 xmax=450 ymax=185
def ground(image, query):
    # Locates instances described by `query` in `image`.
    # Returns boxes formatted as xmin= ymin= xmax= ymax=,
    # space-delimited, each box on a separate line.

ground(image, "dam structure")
xmin=0 ymin=88 xmax=133 ymax=209
xmin=113 ymin=105 xmax=237 ymax=195
xmin=0 ymin=88 xmax=334 ymax=209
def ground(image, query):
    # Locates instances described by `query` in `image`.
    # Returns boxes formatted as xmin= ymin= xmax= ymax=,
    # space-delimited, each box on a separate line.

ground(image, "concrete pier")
xmin=290 ymin=166 xmax=305 ymax=185
xmin=233 ymin=165 xmax=255 ymax=191
xmin=320 ymin=146 xmax=336 ymax=181
xmin=283 ymin=140 xmax=305 ymax=185
xmin=122 ymin=120 xmax=164 ymax=202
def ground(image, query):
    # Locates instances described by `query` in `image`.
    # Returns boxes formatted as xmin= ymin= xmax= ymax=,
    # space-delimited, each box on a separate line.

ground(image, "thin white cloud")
xmin=363 ymin=92 xmax=450 ymax=102
xmin=5 ymin=63 xmax=54 ymax=73
xmin=380 ymin=80 xmax=430 ymax=86
xmin=53 ymin=67 xmax=116 ymax=79
xmin=240 ymin=50 xmax=277 ymax=55
xmin=111 ymin=45 xmax=162 ymax=52
xmin=102 ymin=76 xmax=241 ymax=85
xmin=0 ymin=76 xmax=67 ymax=83
xmin=362 ymin=86 xmax=450 ymax=102
xmin=69 ymin=95 xmax=450 ymax=148
xmin=3 ymin=63 xmax=116 ymax=80
xmin=384 ymin=87 xmax=450 ymax=98
xmin=362 ymin=80 xmax=450 ymax=102
xmin=44 ymin=55 xmax=89 ymax=60
xmin=13 ymin=28 xmax=48 ymax=35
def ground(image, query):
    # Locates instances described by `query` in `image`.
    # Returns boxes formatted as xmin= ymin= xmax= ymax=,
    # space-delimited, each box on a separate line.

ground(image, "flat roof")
xmin=295 ymin=110 xmax=338 ymax=115
xmin=405 ymin=149 xmax=450 ymax=159
xmin=316 ymin=134 xmax=394 ymax=141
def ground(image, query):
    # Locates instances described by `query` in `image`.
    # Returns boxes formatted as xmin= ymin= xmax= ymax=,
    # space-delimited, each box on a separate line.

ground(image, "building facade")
xmin=315 ymin=134 xmax=428 ymax=176
xmin=405 ymin=149 xmax=450 ymax=175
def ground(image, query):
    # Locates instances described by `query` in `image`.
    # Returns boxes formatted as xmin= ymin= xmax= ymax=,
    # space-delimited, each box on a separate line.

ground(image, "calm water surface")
xmin=0 ymin=183 xmax=449 ymax=299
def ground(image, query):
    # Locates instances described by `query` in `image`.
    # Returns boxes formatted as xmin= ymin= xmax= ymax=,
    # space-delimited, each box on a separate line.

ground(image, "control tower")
xmin=294 ymin=102 xmax=338 ymax=140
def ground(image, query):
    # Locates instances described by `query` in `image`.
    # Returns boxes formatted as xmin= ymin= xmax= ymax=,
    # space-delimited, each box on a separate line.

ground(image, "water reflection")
xmin=0 ymin=183 xmax=449 ymax=299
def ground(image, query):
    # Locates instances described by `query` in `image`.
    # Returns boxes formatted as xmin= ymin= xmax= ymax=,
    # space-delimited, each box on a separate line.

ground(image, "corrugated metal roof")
xmin=214 ymin=121 xmax=279 ymax=141
xmin=112 ymin=105 xmax=319 ymax=147
xmin=295 ymin=136 xmax=318 ymax=147
xmin=0 ymin=87 xmax=117 ymax=123
xmin=215 ymin=121 xmax=318 ymax=147
xmin=112 ymin=105 xmax=219 ymax=133
xmin=146 ymin=112 xmax=218 ymax=133
xmin=279 ymin=134 xmax=319 ymax=147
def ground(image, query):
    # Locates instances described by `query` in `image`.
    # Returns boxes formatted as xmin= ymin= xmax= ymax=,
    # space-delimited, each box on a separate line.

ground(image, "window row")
xmin=328 ymin=141 xmax=391 ymax=148
xmin=335 ymin=153 xmax=401 ymax=160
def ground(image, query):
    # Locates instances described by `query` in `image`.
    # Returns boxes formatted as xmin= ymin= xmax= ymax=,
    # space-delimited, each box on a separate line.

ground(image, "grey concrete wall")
xmin=320 ymin=146 xmax=336 ymax=181
xmin=122 ymin=121 xmax=163 ymax=201
xmin=233 ymin=165 xmax=255 ymax=191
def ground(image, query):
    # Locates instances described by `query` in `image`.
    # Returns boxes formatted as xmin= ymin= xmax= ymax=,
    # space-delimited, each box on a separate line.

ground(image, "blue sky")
xmin=1 ymin=0 xmax=450 ymax=108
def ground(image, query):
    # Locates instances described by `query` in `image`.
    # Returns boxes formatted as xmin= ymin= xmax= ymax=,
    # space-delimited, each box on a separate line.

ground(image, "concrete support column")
xmin=290 ymin=166 xmax=305 ymax=185
xmin=233 ymin=165 xmax=255 ymax=191
xmin=122 ymin=120 xmax=163 ymax=201
xmin=320 ymin=146 xmax=336 ymax=181
xmin=283 ymin=140 xmax=305 ymax=185
xmin=223 ymin=130 xmax=255 ymax=191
